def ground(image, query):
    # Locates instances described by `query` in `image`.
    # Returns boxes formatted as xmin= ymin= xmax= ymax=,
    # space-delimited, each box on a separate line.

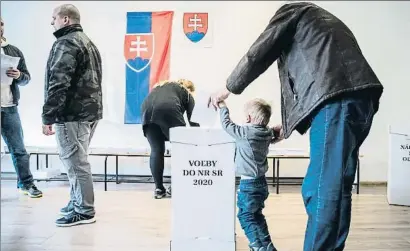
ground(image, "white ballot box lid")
xmin=170 ymin=127 xmax=234 ymax=146
xmin=389 ymin=125 xmax=410 ymax=135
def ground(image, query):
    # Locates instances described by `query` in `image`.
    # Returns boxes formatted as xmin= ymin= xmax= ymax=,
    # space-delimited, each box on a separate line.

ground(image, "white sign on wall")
xmin=170 ymin=127 xmax=236 ymax=251
xmin=387 ymin=125 xmax=410 ymax=207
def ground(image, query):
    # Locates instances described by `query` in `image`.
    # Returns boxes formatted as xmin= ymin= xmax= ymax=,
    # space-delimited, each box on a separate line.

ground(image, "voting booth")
xmin=388 ymin=125 xmax=410 ymax=206
xmin=169 ymin=127 xmax=236 ymax=251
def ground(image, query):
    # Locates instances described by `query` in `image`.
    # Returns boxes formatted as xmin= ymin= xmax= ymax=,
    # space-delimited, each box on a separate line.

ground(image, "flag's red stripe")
xmin=149 ymin=11 xmax=174 ymax=90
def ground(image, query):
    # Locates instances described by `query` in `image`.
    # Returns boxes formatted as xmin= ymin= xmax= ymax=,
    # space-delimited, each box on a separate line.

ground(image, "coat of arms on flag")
xmin=124 ymin=33 xmax=155 ymax=73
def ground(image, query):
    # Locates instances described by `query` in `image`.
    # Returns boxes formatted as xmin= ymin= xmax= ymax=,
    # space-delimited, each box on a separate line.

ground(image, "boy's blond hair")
xmin=244 ymin=98 xmax=272 ymax=127
xmin=152 ymin=79 xmax=195 ymax=94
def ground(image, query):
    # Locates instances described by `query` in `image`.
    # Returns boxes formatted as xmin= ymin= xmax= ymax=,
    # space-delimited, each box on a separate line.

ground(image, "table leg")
xmin=276 ymin=159 xmax=280 ymax=194
xmin=104 ymin=156 xmax=108 ymax=191
xmin=272 ymin=158 xmax=276 ymax=187
xmin=36 ymin=154 xmax=39 ymax=170
xmin=116 ymin=155 xmax=119 ymax=184
xmin=357 ymin=158 xmax=360 ymax=195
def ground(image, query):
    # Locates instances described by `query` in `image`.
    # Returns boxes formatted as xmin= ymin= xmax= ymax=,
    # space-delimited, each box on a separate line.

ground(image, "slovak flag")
xmin=124 ymin=11 xmax=174 ymax=124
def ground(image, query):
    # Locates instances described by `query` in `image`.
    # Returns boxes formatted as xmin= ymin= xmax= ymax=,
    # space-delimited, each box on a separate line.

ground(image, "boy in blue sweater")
xmin=218 ymin=99 xmax=281 ymax=251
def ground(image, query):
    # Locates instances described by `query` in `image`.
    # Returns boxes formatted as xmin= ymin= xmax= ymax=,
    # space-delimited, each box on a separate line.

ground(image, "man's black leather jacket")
xmin=226 ymin=2 xmax=383 ymax=138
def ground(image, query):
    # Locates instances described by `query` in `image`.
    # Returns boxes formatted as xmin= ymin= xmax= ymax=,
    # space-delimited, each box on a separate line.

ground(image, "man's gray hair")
xmin=56 ymin=4 xmax=81 ymax=24
xmin=280 ymin=1 xmax=313 ymax=8
xmin=245 ymin=99 xmax=272 ymax=127
xmin=283 ymin=0 xmax=313 ymax=4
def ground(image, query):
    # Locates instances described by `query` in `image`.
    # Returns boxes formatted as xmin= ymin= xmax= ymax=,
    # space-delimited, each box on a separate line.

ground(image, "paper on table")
xmin=1 ymin=54 xmax=20 ymax=86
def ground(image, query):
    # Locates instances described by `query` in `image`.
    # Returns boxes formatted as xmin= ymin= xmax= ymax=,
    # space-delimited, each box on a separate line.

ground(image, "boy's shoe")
xmin=154 ymin=188 xmax=166 ymax=199
xmin=56 ymin=212 xmax=96 ymax=227
xmin=59 ymin=201 xmax=74 ymax=216
xmin=19 ymin=184 xmax=43 ymax=198
xmin=166 ymin=186 xmax=172 ymax=197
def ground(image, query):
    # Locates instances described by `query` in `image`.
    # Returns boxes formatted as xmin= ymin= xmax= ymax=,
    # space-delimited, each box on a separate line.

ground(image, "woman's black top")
xmin=141 ymin=82 xmax=200 ymax=140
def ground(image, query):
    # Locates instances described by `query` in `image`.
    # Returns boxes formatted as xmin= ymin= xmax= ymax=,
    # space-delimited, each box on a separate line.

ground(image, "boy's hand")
xmin=271 ymin=124 xmax=284 ymax=144
xmin=218 ymin=101 xmax=227 ymax=108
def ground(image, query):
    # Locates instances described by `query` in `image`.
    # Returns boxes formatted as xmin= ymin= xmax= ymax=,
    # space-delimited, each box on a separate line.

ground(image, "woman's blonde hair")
xmin=152 ymin=79 xmax=195 ymax=94
xmin=176 ymin=79 xmax=195 ymax=93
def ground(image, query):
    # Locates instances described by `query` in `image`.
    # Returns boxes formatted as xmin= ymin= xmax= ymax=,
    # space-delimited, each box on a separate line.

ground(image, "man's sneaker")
xmin=154 ymin=188 xmax=166 ymax=199
xmin=260 ymin=234 xmax=275 ymax=250
xmin=249 ymin=241 xmax=265 ymax=251
xmin=19 ymin=184 xmax=43 ymax=198
xmin=249 ymin=246 xmax=265 ymax=251
xmin=265 ymin=242 xmax=277 ymax=251
xmin=56 ymin=212 xmax=96 ymax=227
xmin=166 ymin=186 xmax=172 ymax=197
xmin=60 ymin=201 xmax=74 ymax=216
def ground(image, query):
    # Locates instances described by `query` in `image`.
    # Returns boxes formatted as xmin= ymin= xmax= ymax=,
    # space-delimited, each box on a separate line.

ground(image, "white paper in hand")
xmin=190 ymin=91 xmax=219 ymax=128
xmin=1 ymin=54 xmax=20 ymax=86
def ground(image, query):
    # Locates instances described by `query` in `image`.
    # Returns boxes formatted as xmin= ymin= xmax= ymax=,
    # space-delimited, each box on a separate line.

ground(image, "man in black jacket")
xmin=209 ymin=2 xmax=383 ymax=251
xmin=1 ymin=17 xmax=42 ymax=198
xmin=42 ymin=4 xmax=102 ymax=227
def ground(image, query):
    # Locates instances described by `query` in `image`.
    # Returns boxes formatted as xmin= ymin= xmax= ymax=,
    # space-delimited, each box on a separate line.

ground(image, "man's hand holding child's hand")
xmin=271 ymin=124 xmax=284 ymax=144
xmin=217 ymin=101 xmax=227 ymax=109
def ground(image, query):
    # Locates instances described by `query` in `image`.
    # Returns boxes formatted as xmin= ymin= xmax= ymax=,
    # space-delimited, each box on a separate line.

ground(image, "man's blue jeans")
xmin=237 ymin=176 xmax=273 ymax=248
xmin=302 ymin=93 xmax=376 ymax=251
xmin=1 ymin=106 xmax=34 ymax=188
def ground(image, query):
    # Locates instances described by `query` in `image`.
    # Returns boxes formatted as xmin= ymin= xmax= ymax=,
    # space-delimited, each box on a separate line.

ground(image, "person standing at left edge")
xmin=42 ymin=4 xmax=102 ymax=227
xmin=1 ymin=17 xmax=43 ymax=198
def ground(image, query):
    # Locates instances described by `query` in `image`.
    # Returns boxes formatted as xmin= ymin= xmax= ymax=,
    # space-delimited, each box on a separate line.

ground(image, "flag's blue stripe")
xmin=127 ymin=12 xmax=152 ymax=33
xmin=124 ymin=12 xmax=152 ymax=124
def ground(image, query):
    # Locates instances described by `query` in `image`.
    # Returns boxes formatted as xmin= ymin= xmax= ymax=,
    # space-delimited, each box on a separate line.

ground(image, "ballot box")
xmin=169 ymin=127 xmax=236 ymax=251
xmin=388 ymin=125 xmax=410 ymax=206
